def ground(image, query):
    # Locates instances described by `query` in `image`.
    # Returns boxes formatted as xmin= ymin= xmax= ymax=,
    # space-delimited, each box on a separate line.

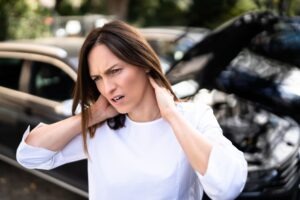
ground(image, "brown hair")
xmin=72 ymin=20 xmax=178 ymax=154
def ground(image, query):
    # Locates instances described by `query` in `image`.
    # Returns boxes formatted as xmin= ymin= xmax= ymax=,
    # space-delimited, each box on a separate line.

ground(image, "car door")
xmin=19 ymin=57 xmax=88 ymax=198
xmin=0 ymin=56 xmax=25 ymax=159
xmin=0 ymin=50 xmax=88 ymax=198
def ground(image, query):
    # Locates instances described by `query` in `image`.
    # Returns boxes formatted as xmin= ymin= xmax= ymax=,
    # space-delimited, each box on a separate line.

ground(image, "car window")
xmin=147 ymin=37 xmax=196 ymax=63
xmin=0 ymin=58 xmax=23 ymax=90
xmin=147 ymin=39 xmax=175 ymax=61
xmin=30 ymin=61 xmax=74 ymax=101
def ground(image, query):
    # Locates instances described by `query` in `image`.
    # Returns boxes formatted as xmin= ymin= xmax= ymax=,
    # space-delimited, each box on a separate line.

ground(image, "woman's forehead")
xmin=88 ymin=45 xmax=120 ymax=70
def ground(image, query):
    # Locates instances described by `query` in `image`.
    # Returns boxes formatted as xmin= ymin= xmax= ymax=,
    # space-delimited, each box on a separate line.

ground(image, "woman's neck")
xmin=127 ymin=87 xmax=161 ymax=122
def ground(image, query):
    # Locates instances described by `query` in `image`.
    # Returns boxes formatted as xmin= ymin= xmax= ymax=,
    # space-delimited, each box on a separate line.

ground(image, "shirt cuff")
xmin=196 ymin=145 xmax=247 ymax=200
xmin=16 ymin=125 xmax=58 ymax=169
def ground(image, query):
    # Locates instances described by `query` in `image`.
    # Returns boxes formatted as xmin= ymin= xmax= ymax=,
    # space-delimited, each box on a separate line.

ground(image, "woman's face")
xmin=88 ymin=44 xmax=152 ymax=114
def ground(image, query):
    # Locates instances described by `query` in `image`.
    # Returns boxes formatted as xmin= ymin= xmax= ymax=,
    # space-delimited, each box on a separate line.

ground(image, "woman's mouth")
xmin=111 ymin=95 xmax=125 ymax=103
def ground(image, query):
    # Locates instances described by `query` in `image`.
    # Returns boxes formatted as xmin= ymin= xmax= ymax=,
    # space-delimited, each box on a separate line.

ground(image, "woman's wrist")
xmin=87 ymin=108 xmax=106 ymax=127
xmin=162 ymin=107 xmax=180 ymax=123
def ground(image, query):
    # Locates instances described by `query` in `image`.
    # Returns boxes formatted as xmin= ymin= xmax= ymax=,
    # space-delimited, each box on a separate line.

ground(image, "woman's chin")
xmin=114 ymin=107 xmax=128 ymax=114
xmin=112 ymin=103 xmax=132 ymax=114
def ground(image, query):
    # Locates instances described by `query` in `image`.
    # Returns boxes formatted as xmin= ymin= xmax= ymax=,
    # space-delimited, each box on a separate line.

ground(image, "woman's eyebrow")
xmin=104 ymin=64 xmax=119 ymax=74
xmin=90 ymin=64 xmax=119 ymax=77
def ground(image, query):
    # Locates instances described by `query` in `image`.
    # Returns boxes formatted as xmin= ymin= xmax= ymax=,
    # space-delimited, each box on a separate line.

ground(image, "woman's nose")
xmin=101 ymin=78 xmax=117 ymax=95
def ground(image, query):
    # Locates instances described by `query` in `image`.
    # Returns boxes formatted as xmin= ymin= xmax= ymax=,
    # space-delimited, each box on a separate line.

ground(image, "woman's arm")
xmin=149 ymin=77 xmax=212 ymax=173
xmin=25 ymin=114 xmax=82 ymax=152
xmin=25 ymin=95 xmax=118 ymax=151
xmin=149 ymin=77 xmax=247 ymax=199
xmin=164 ymin=109 xmax=212 ymax=174
xmin=166 ymin=105 xmax=247 ymax=199
xmin=16 ymin=95 xmax=118 ymax=169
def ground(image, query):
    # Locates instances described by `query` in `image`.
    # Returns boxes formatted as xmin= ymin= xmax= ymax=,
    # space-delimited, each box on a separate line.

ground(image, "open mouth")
xmin=111 ymin=95 xmax=124 ymax=103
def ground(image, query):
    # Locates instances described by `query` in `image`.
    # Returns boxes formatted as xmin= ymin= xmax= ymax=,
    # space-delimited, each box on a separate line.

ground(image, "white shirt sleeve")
xmin=193 ymin=103 xmax=248 ymax=200
xmin=16 ymin=124 xmax=86 ymax=170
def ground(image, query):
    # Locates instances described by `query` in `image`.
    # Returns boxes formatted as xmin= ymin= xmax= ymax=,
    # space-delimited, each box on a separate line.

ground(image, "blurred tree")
xmin=128 ymin=0 xmax=190 ymax=26
xmin=55 ymin=0 xmax=89 ymax=15
xmin=0 ymin=0 xmax=11 ymax=40
xmin=55 ymin=0 xmax=129 ymax=20
xmin=85 ymin=0 xmax=105 ymax=13
xmin=252 ymin=0 xmax=299 ymax=15
xmin=0 ymin=0 xmax=51 ymax=41
xmin=56 ymin=0 xmax=130 ymax=20
xmin=187 ymin=0 xmax=257 ymax=28
xmin=107 ymin=0 xmax=129 ymax=20
xmin=53 ymin=0 xmax=259 ymax=29
xmin=290 ymin=0 xmax=300 ymax=15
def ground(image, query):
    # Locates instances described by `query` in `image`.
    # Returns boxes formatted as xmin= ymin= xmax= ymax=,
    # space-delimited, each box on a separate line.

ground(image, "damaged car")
xmin=168 ymin=11 xmax=300 ymax=200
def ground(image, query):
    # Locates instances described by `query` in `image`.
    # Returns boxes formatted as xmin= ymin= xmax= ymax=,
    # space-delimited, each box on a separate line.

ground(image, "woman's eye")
xmin=111 ymin=68 xmax=121 ymax=74
xmin=92 ymin=77 xmax=100 ymax=82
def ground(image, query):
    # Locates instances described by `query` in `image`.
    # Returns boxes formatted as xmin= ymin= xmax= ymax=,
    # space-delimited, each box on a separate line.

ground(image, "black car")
xmin=167 ymin=11 xmax=300 ymax=199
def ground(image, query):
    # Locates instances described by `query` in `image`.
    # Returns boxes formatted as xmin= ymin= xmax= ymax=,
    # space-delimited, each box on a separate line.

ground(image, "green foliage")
xmin=0 ymin=0 xmax=51 ymax=40
xmin=284 ymin=0 xmax=300 ymax=16
xmin=84 ymin=0 xmax=107 ymax=15
xmin=55 ymin=0 xmax=107 ymax=17
xmin=211 ymin=0 xmax=258 ymax=27
xmin=128 ymin=0 xmax=189 ymax=26
xmin=290 ymin=0 xmax=300 ymax=15
xmin=188 ymin=0 xmax=258 ymax=28
xmin=4 ymin=0 xmax=296 ymax=41
xmin=56 ymin=0 xmax=77 ymax=15
xmin=127 ymin=0 xmax=258 ymax=28
xmin=252 ymin=0 xmax=299 ymax=16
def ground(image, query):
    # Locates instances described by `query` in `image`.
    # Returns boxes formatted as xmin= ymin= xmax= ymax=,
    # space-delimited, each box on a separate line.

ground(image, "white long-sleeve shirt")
xmin=16 ymin=102 xmax=247 ymax=200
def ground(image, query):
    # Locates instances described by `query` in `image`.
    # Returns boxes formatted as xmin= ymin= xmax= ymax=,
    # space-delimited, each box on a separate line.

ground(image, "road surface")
xmin=0 ymin=161 xmax=86 ymax=200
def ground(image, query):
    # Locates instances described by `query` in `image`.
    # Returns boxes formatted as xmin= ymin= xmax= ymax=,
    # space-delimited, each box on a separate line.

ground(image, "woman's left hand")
xmin=149 ymin=77 xmax=177 ymax=120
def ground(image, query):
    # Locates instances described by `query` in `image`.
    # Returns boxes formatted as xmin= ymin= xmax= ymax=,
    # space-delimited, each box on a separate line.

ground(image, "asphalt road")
xmin=0 ymin=161 xmax=86 ymax=200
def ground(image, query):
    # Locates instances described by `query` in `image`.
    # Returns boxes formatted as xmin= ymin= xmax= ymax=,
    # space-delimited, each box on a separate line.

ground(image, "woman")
xmin=16 ymin=20 xmax=247 ymax=200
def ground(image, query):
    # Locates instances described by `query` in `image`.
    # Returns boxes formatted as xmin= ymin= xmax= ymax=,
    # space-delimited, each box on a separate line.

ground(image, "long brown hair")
xmin=72 ymin=20 xmax=178 ymax=154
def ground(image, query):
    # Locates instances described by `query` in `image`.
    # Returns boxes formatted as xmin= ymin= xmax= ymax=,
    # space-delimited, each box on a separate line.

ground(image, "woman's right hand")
xmin=23 ymin=95 xmax=117 ymax=151
xmin=88 ymin=95 xmax=119 ymax=126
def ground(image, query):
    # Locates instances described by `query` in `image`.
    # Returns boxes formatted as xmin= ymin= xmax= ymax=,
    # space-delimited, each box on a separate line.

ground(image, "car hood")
xmin=167 ymin=11 xmax=300 ymax=120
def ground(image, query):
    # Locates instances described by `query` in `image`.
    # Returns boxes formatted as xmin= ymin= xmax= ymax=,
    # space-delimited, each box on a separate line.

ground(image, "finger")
xmin=97 ymin=95 xmax=110 ymax=107
xmin=96 ymin=95 xmax=105 ymax=103
xmin=148 ymin=77 xmax=159 ymax=89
